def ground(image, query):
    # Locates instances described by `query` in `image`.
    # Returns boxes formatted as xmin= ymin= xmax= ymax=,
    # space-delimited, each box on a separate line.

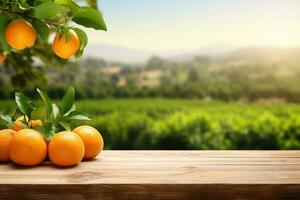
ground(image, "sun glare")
xmin=263 ymin=32 xmax=293 ymax=47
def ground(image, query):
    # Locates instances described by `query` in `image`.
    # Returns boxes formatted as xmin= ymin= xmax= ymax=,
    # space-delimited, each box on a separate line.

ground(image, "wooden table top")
xmin=1 ymin=150 xmax=300 ymax=199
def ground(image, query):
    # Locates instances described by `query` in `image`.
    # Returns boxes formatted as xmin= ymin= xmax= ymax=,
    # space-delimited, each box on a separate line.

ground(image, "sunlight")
xmin=263 ymin=32 xmax=294 ymax=47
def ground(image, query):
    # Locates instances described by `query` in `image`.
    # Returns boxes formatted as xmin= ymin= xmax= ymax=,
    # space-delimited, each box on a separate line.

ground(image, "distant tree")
xmin=187 ymin=68 xmax=199 ymax=82
xmin=146 ymin=56 xmax=166 ymax=70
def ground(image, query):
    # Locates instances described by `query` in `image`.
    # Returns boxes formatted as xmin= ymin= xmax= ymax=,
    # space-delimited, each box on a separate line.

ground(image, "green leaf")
xmin=54 ymin=0 xmax=68 ymax=6
xmin=0 ymin=14 xmax=12 ymax=52
xmin=37 ymin=88 xmax=53 ymax=113
xmin=33 ymin=124 xmax=55 ymax=141
xmin=10 ymin=108 xmax=18 ymax=119
xmin=51 ymin=103 xmax=60 ymax=122
xmin=55 ymin=0 xmax=81 ymax=12
xmin=0 ymin=109 xmax=17 ymax=128
xmin=85 ymin=0 xmax=98 ymax=9
xmin=64 ymin=104 xmax=76 ymax=116
xmin=0 ymin=119 xmax=6 ymax=127
xmin=32 ymin=20 xmax=50 ymax=42
xmin=63 ymin=28 xmax=70 ymax=43
xmin=59 ymin=121 xmax=71 ymax=131
xmin=73 ymin=28 xmax=88 ymax=51
xmin=61 ymin=86 xmax=75 ymax=114
xmin=15 ymin=92 xmax=35 ymax=118
xmin=17 ymin=0 xmax=32 ymax=10
xmin=0 ymin=114 xmax=14 ymax=128
xmin=31 ymin=106 xmax=47 ymax=120
xmin=72 ymin=7 xmax=107 ymax=31
xmin=34 ymin=2 xmax=68 ymax=20
xmin=68 ymin=111 xmax=91 ymax=121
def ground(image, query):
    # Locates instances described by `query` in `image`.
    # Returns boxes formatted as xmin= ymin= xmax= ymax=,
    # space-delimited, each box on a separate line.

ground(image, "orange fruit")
xmin=12 ymin=116 xmax=27 ymax=132
xmin=48 ymin=131 xmax=84 ymax=167
xmin=12 ymin=116 xmax=43 ymax=132
xmin=5 ymin=19 xmax=37 ymax=50
xmin=9 ymin=129 xmax=47 ymax=166
xmin=52 ymin=31 xmax=80 ymax=59
xmin=0 ymin=129 xmax=15 ymax=162
xmin=73 ymin=126 xmax=104 ymax=159
xmin=0 ymin=54 xmax=6 ymax=63
xmin=29 ymin=119 xmax=43 ymax=127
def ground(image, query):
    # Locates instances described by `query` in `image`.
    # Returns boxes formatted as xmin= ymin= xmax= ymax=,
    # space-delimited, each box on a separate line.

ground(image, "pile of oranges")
xmin=0 ymin=19 xmax=80 ymax=63
xmin=0 ymin=120 xmax=104 ymax=167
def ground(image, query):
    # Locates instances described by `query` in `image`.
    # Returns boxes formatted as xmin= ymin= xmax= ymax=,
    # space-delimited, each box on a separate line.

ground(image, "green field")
xmin=1 ymin=99 xmax=300 ymax=150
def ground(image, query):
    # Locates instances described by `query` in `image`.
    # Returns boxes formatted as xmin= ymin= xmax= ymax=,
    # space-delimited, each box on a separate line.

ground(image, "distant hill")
xmin=216 ymin=46 xmax=300 ymax=66
xmin=84 ymin=44 xmax=153 ymax=63
xmin=84 ymin=44 xmax=237 ymax=63
xmin=223 ymin=46 xmax=300 ymax=59
xmin=84 ymin=44 xmax=300 ymax=65
xmin=162 ymin=44 xmax=237 ymax=61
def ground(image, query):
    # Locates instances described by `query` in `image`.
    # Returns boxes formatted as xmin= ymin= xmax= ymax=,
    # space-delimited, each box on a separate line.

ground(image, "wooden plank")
xmin=100 ymin=150 xmax=300 ymax=158
xmin=0 ymin=184 xmax=300 ymax=200
xmin=1 ymin=151 xmax=300 ymax=199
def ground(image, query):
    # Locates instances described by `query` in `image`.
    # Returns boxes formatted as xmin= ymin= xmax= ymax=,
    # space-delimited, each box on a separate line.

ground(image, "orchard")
xmin=0 ymin=0 xmax=106 ymax=88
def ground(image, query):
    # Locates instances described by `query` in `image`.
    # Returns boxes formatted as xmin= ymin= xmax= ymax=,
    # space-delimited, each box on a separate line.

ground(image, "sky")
xmin=85 ymin=0 xmax=300 ymax=51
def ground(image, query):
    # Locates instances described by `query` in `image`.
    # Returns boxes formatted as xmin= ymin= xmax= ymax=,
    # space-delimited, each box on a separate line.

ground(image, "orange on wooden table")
xmin=48 ymin=131 xmax=85 ymax=167
xmin=9 ymin=129 xmax=47 ymax=166
xmin=0 ymin=129 xmax=15 ymax=162
xmin=73 ymin=125 xmax=104 ymax=160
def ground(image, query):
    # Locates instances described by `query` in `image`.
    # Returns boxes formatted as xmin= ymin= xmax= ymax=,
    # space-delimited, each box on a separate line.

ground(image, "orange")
xmin=29 ymin=119 xmax=43 ymax=127
xmin=52 ymin=31 xmax=80 ymax=59
xmin=48 ymin=131 xmax=84 ymax=167
xmin=0 ymin=54 xmax=6 ymax=63
xmin=9 ymin=129 xmax=47 ymax=166
xmin=0 ymin=129 xmax=15 ymax=162
xmin=5 ymin=19 xmax=37 ymax=50
xmin=12 ymin=116 xmax=27 ymax=132
xmin=73 ymin=126 xmax=104 ymax=159
xmin=12 ymin=116 xmax=43 ymax=132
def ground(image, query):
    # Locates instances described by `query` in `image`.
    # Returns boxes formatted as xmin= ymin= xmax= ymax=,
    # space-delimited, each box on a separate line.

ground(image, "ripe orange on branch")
xmin=5 ymin=19 xmax=37 ymax=50
xmin=12 ymin=116 xmax=27 ymax=132
xmin=29 ymin=119 xmax=43 ymax=128
xmin=9 ymin=129 xmax=47 ymax=166
xmin=52 ymin=31 xmax=80 ymax=59
xmin=12 ymin=116 xmax=43 ymax=132
xmin=0 ymin=1 xmax=107 ymax=87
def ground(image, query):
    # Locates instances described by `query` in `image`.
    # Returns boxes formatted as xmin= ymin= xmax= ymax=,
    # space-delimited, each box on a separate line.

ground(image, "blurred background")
xmin=1 ymin=0 xmax=300 ymax=150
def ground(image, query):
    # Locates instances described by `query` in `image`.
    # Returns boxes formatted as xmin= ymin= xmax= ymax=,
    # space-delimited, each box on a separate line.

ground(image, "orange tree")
xmin=0 ymin=0 xmax=106 ymax=88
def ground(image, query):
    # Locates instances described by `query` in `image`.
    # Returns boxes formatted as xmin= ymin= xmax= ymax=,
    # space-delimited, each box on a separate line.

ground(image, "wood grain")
xmin=1 ymin=151 xmax=300 ymax=199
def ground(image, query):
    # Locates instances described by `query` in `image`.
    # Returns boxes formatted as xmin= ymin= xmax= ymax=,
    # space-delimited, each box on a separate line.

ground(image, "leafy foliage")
xmin=15 ymin=92 xmax=36 ymax=117
xmin=0 ymin=0 xmax=106 ymax=88
xmin=34 ymin=86 xmax=91 ymax=139
xmin=0 ymin=86 xmax=90 ymax=140
xmin=2 ymin=98 xmax=300 ymax=150
xmin=1 ymin=49 xmax=297 ymax=102
xmin=79 ymin=99 xmax=300 ymax=150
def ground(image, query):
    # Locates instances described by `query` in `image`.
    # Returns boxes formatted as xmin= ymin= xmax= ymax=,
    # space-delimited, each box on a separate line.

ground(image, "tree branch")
xmin=0 ymin=7 xmax=72 ymax=30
